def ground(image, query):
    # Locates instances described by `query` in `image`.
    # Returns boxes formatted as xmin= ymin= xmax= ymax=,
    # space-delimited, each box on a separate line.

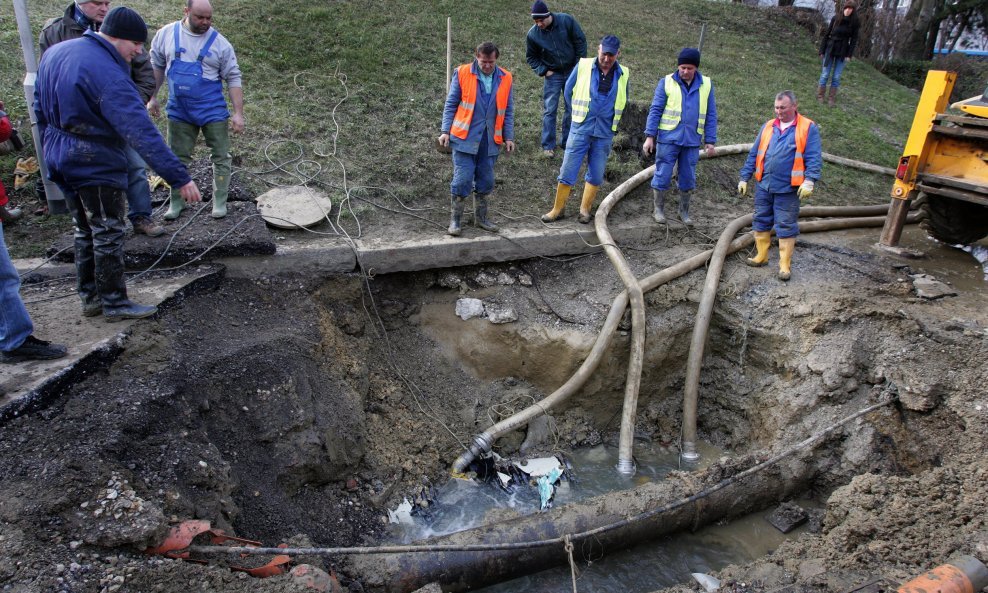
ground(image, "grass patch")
xmin=2 ymin=0 xmax=923 ymax=255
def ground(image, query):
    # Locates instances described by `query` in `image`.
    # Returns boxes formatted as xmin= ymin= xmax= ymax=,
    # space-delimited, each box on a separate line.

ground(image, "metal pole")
xmin=698 ymin=22 xmax=707 ymax=53
xmin=12 ymin=0 xmax=67 ymax=213
xmin=446 ymin=17 xmax=452 ymax=93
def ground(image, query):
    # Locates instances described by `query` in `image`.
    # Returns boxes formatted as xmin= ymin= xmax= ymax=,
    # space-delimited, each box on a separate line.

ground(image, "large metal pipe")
xmin=12 ymin=0 xmax=67 ymax=213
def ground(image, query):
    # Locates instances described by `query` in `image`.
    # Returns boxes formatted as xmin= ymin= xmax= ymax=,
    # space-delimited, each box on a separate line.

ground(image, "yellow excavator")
xmin=880 ymin=70 xmax=988 ymax=247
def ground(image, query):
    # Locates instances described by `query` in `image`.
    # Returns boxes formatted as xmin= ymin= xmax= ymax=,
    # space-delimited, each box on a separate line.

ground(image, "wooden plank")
xmin=918 ymin=174 xmax=988 ymax=194
xmin=935 ymin=113 xmax=988 ymax=128
xmin=917 ymin=183 xmax=988 ymax=206
xmin=931 ymin=124 xmax=988 ymax=141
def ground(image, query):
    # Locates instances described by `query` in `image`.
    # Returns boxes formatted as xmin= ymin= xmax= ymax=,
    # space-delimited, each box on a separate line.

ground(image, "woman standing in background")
xmin=818 ymin=0 xmax=860 ymax=106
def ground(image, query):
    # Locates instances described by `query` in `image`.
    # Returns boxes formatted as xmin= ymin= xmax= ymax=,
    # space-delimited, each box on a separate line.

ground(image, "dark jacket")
xmin=35 ymin=32 xmax=191 ymax=191
xmin=39 ymin=3 xmax=156 ymax=104
xmin=820 ymin=13 xmax=860 ymax=61
xmin=525 ymin=12 xmax=587 ymax=77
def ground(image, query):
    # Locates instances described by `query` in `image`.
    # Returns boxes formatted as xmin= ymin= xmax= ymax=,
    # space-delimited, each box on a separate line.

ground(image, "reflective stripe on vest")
xmin=450 ymin=64 xmax=513 ymax=145
xmin=571 ymin=58 xmax=630 ymax=132
xmin=753 ymin=114 xmax=814 ymax=185
xmin=658 ymin=74 xmax=711 ymax=135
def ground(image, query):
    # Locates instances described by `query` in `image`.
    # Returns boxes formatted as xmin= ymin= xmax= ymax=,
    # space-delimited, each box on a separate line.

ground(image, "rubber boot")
xmin=475 ymin=194 xmax=499 ymax=232
xmin=577 ymin=183 xmax=599 ymax=224
xmin=828 ymin=87 xmax=838 ymax=107
xmin=447 ymin=196 xmax=466 ymax=237
xmin=541 ymin=183 xmax=572 ymax=222
xmin=652 ymin=189 xmax=667 ymax=224
xmin=817 ymin=85 xmax=826 ymax=103
xmin=746 ymin=231 xmax=772 ymax=267
xmin=164 ymin=194 xmax=185 ymax=220
xmin=678 ymin=191 xmax=693 ymax=226
xmin=778 ymin=237 xmax=796 ymax=281
xmin=211 ymin=195 xmax=227 ymax=219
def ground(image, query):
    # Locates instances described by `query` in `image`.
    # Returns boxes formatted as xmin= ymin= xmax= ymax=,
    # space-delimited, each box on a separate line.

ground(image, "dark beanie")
xmin=531 ymin=1 xmax=550 ymax=18
xmin=101 ymin=7 xmax=148 ymax=43
xmin=678 ymin=47 xmax=700 ymax=67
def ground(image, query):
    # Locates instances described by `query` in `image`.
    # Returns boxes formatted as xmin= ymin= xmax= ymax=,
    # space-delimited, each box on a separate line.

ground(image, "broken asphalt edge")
xmin=0 ymin=265 xmax=226 ymax=426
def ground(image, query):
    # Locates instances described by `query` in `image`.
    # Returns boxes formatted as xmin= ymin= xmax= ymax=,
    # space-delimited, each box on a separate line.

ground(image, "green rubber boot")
xmin=164 ymin=194 xmax=185 ymax=220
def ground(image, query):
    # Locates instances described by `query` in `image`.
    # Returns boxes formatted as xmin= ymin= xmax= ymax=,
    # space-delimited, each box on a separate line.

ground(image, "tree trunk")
xmin=900 ymin=0 xmax=946 ymax=60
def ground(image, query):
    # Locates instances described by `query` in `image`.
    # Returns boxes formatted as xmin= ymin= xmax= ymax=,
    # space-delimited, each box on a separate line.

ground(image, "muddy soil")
xmin=1 ymin=159 xmax=987 ymax=593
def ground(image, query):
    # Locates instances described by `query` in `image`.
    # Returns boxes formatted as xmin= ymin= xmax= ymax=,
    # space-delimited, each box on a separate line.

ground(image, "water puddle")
xmin=389 ymin=442 xmax=808 ymax=592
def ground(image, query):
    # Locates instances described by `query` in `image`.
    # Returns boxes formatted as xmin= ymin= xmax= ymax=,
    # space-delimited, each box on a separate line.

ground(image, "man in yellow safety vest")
xmin=642 ymin=48 xmax=718 ymax=227
xmin=541 ymin=35 xmax=629 ymax=225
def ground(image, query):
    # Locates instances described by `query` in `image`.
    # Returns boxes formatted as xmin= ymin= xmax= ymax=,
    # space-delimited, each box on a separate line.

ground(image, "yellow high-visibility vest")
xmin=658 ymin=74 xmax=711 ymax=136
xmin=571 ymin=57 xmax=629 ymax=132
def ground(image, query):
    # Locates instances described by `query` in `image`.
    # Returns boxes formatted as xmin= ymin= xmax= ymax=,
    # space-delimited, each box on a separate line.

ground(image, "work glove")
xmin=13 ymin=157 xmax=39 ymax=190
xmin=737 ymin=180 xmax=748 ymax=196
xmin=797 ymin=180 xmax=814 ymax=200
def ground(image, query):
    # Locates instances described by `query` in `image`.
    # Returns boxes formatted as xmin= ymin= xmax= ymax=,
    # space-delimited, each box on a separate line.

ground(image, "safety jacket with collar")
xmin=644 ymin=71 xmax=718 ymax=147
xmin=739 ymin=113 xmax=822 ymax=194
xmin=442 ymin=61 xmax=514 ymax=155
xmin=570 ymin=57 xmax=629 ymax=133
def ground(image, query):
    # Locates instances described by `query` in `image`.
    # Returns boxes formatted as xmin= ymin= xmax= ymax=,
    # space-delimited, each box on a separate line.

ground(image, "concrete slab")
xmin=0 ymin=265 xmax=223 ymax=421
xmin=256 ymin=185 xmax=334 ymax=229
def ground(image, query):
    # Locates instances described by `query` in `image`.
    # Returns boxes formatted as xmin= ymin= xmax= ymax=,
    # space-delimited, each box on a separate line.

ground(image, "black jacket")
xmin=39 ymin=3 xmax=156 ymax=104
xmin=820 ymin=13 xmax=860 ymax=61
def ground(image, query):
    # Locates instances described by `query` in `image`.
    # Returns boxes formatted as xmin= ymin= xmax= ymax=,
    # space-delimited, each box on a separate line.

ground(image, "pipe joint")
xmin=681 ymin=442 xmax=701 ymax=463
xmin=615 ymin=458 xmax=636 ymax=475
xmin=451 ymin=432 xmax=494 ymax=474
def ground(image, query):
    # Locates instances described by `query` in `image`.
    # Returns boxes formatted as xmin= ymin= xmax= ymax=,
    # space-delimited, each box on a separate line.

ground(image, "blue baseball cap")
xmin=601 ymin=35 xmax=621 ymax=54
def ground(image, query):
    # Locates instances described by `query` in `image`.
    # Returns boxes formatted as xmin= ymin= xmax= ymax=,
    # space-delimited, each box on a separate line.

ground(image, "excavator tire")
xmin=919 ymin=194 xmax=988 ymax=245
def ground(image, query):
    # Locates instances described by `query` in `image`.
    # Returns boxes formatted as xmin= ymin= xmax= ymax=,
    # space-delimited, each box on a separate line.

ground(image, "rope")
xmin=565 ymin=534 xmax=579 ymax=593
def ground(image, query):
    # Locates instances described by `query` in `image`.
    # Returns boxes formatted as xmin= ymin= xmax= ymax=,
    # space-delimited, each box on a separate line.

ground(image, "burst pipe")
xmin=452 ymin=147 xmax=901 ymax=475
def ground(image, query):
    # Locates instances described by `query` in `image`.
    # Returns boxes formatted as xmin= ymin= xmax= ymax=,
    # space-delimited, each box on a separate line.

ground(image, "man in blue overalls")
xmin=148 ymin=0 xmax=244 ymax=219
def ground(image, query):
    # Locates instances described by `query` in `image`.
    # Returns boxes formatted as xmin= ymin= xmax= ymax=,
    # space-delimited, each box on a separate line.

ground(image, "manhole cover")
xmin=255 ymin=186 xmax=333 ymax=229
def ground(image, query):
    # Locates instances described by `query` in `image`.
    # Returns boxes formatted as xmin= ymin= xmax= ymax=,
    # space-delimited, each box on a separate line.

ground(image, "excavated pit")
xmin=1 ymin=238 xmax=985 ymax=593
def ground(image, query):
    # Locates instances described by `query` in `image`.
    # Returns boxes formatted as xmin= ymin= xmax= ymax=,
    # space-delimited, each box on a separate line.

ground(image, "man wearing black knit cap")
xmin=642 ymin=47 xmax=718 ymax=227
xmin=526 ymin=1 xmax=586 ymax=158
xmin=35 ymin=7 xmax=201 ymax=322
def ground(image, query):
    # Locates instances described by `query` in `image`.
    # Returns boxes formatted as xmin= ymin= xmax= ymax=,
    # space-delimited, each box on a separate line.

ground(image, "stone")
xmin=911 ymin=274 xmax=957 ymax=299
xmin=487 ymin=307 xmax=518 ymax=324
xmin=290 ymin=564 xmax=334 ymax=591
xmin=766 ymin=502 xmax=808 ymax=533
xmin=455 ymin=298 xmax=485 ymax=320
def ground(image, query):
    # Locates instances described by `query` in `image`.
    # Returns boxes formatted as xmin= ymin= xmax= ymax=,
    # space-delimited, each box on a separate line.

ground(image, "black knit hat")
xmin=101 ymin=7 xmax=148 ymax=43
xmin=531 ymin=1 xmax=550 ymax=18
xmin=678 ymin=47 xmax=700 ymax=67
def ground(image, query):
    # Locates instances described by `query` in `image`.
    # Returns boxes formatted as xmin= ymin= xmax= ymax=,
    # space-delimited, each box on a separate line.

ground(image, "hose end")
xmin=615 ymin=458 xmax=636 ymax=475
xmin=681 ymin=441 xmax=701 ymax=463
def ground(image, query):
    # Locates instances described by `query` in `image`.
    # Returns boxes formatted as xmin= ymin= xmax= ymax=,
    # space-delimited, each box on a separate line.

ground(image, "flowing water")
xmin=389 ymin=442 xmax=809 ymax=592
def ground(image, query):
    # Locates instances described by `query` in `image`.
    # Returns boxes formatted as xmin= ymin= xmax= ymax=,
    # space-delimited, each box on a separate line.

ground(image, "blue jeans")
xmin=818 ymin=57 xmax=847 ymax=88
xmin=450 ymin=136 xmax=497 ymax=197
xmin=125 ymin=146 xmax=153 ymax=222
xmin=557 ymin=131 xmax=613 ymax=187
xmin=541 ymin=69 xmax=572 ymax=151
xmin=651 ymin=142 xmax=700 ymax=191
xmin=0 ymin=223 xmax=34 ymax=352
xmin=753 ymin=187 xmax=800 ymax=238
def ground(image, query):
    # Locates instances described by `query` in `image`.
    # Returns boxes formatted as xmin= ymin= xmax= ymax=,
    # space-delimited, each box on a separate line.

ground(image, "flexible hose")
xmin=452 ymin=149 xmax=900 ymax=475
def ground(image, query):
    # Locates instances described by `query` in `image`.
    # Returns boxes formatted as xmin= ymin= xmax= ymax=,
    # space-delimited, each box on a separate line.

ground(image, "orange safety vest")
xmin=754 ymin=114 xmax=813 ymax=185
xmin=449 ymin=64 xmax=512 ymax=145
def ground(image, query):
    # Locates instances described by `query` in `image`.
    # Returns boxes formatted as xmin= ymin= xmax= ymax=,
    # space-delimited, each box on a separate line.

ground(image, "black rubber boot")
xmin=652 ymin=189 xmax=667 ymax=224
xmin=76 ymin=187 xmax=157 ymax=322
xmin=475 ymin=194 xmax=499 ymax=232
xmin=678 ymin=191 xmax=694 ymax=227
xmin=66 ymin=187 xmax=101 ymax=317
xmin=447 ymin=196 xmax=466 ymax=237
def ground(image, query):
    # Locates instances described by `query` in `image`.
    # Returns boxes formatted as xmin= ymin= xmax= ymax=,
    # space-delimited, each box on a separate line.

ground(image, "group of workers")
xmin=439 ymin=0 xmax=823 ymax=284
xmin=2 ymin=0 xmax=242 ymax=363
xmin=3 ymin=0 xmax=825 ymax=364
